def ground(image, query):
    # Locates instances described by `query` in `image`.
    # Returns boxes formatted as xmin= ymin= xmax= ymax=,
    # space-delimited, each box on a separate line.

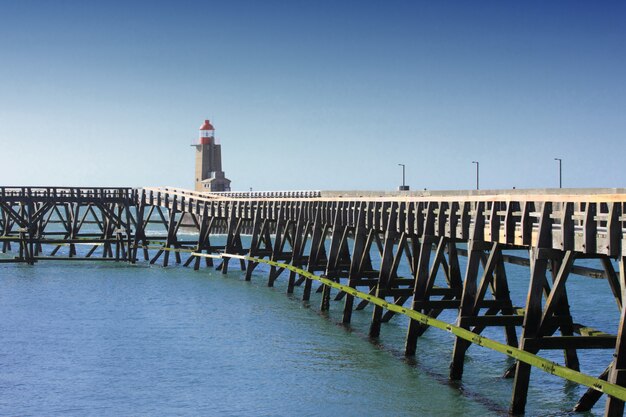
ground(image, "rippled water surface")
xmin=0 ymin=254 xmax=616 ymax=416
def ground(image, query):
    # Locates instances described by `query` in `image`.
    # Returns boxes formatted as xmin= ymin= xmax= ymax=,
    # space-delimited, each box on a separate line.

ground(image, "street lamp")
xmin=472 ymin=161 xmax=479 ymax=190
xmin=554 ymin=158 xmax=562 ymax=188
xmin=398 ymin=164 xmax=409 ymax=191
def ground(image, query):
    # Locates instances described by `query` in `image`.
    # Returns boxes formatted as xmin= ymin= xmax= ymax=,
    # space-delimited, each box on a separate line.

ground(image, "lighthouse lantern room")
xmin=199 ymin=120 xmax=214 ymax=144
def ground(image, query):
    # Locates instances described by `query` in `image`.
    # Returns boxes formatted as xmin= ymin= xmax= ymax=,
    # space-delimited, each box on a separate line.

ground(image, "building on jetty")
xmin=193 ymin=119 xmax=231 ymax=192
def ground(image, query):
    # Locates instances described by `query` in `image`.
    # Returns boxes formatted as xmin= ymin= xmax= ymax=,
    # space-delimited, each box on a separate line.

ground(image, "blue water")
xmin=0 ymin=242 xmax=619 ymax=416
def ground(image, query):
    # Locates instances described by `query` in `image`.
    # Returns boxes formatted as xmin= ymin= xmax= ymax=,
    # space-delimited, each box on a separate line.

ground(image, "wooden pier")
xmin=3 ymin=185 xmax=626 ymax=415
xmin=0 ymin=187 xmax=136 ymax=264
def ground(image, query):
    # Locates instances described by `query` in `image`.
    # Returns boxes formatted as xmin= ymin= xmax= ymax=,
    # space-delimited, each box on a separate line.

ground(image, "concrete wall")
xmin=318 ymin=188 xmax=626 ymax=198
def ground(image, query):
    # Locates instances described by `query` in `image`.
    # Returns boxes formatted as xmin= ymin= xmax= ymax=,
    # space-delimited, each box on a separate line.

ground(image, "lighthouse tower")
xmin=193 ymin=120 xmax=231 ymax=192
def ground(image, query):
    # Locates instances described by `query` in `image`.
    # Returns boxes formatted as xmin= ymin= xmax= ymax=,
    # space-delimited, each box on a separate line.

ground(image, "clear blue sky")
xmin=1 ymin=1 xmax=624 ymax=191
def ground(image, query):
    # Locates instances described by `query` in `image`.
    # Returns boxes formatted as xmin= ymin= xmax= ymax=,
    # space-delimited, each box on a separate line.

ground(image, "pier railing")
xmin=208 ymin=190 xmax=322 ymax=199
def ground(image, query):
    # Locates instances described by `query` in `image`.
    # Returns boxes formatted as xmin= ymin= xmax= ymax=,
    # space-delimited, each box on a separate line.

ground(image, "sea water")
xmin=0 ymin=241 xmax=618 ymax=416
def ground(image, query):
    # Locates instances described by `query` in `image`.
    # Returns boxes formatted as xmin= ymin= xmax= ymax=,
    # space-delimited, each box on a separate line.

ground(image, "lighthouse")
xmin=193 ymin=120 xmax=231 ymax=192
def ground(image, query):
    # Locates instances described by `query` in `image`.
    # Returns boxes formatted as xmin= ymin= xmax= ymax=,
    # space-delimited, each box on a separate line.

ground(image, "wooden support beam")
xmin=511 ymin=202 xmax=552 ymax=415
xmin=606 ymin=256 xmax=626 ymax=414
xmin=343 ymin=202 xmax=371 ymax=323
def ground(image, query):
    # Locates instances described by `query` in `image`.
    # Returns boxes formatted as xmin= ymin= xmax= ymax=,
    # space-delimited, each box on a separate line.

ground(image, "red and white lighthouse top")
xmin=198 ymin=119 xmax=218 ymax=145
xmin=200 ymin=120 xmax=215 ymax=131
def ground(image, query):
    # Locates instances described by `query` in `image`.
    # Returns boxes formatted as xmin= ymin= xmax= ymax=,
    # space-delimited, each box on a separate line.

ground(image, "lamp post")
xmin=472 ymin=161 xmax=479 ymax=190
xmin=554 ymin=158 xmax=562 ymax=188
xmin=398 ymin=164 xmax=409 ymax=191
